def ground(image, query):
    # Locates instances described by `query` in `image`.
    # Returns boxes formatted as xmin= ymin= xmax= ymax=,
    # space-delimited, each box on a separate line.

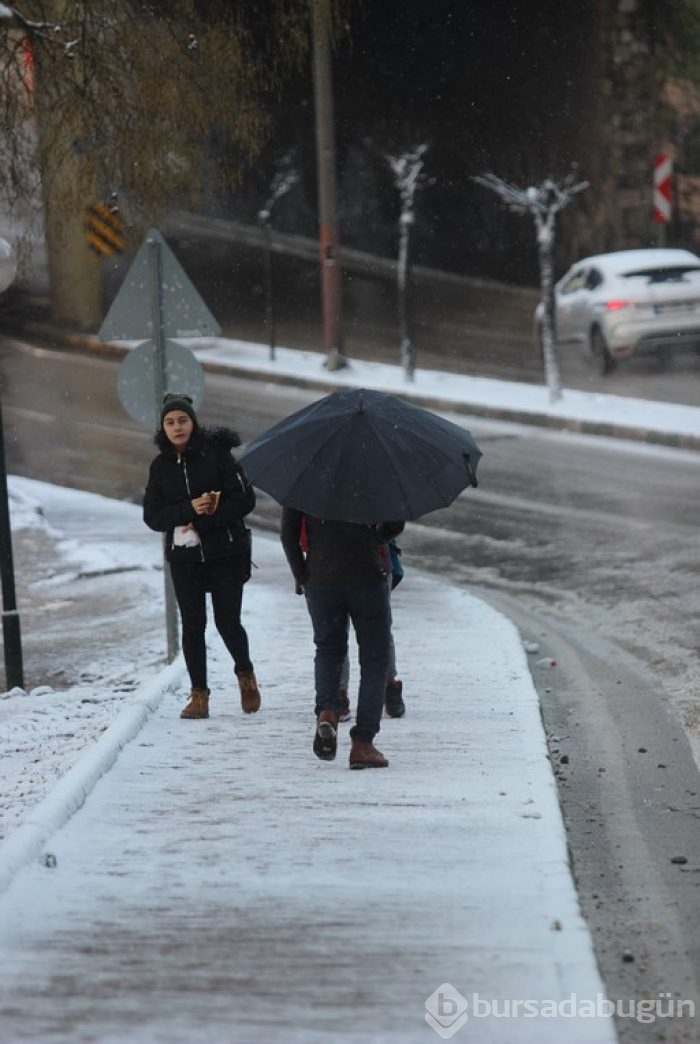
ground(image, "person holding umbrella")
xmin=281 ymin=510 xmax=404 ymax=768
xmin=239 ymin=387 xmax=482 ymax=766
xmin=143 ymin=393 xmax=260 ymax=720
xmin=297 ymin=519 xmax=405 ymax=722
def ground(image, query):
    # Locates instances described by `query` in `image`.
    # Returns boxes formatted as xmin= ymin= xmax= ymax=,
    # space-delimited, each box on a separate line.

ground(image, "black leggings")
xmin=169 ymin=557 xmax=253 ymax=689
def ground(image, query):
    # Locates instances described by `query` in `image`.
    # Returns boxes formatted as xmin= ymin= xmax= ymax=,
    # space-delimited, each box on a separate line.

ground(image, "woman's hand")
xmin=191 ymin=494 xmax=212 ymax=515
xmin=204 ymin=490 xmax=220 ymax=515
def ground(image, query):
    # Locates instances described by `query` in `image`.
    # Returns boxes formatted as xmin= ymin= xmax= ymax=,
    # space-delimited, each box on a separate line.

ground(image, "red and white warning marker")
xmin=653 ymin=153 xmax=673 ymax=223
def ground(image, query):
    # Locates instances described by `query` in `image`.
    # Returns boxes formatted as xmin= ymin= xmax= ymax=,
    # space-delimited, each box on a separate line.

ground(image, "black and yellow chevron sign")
xmin=85 ymin=203 xmax=125 ymax=257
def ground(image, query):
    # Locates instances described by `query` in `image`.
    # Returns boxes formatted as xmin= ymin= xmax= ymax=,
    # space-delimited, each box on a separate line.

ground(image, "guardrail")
xmin=164 ymin=210 xmax=539 ymax=301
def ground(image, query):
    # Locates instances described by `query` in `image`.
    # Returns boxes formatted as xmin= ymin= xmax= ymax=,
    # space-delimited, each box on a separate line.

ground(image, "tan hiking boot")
xmin=237 ymin=670 xmax=261 ymax=713
xmin=349 ymin=736 xmax=389 ymax=769
xmin=314 ymin=708 xmax=340 ymax=760
xmin=180 ymin=687 xmax=210 ymax=719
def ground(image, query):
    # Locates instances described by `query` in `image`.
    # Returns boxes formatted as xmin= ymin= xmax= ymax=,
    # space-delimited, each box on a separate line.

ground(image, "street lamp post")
xmin=257 ymin=158 xmax=298 ymax=363
xmin=258 ymin=208 xmax=275 ymax=361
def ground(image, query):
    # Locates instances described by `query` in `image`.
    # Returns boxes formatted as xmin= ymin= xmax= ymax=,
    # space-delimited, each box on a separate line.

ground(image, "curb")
xmin=201 ymin=357 xmax=700 ymax=452
xmin=0 ymin=657 xmax=185 ymax=895
xmin=8 ymin=320 xmax=700 ymax=452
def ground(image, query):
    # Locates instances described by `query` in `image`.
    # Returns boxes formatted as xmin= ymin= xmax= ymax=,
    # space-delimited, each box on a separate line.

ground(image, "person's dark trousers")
xmin=305 ymin=582 xmax=390 ymax=742
xmin=170 ymin=558 xmax=253 ymax=688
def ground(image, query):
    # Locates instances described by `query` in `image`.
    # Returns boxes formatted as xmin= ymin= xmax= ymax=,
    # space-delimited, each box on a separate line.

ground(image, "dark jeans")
xmin=304 ymin=581 xmax=390 ymax=742
xmin=170 ymin=557 xmax=253 ymax=689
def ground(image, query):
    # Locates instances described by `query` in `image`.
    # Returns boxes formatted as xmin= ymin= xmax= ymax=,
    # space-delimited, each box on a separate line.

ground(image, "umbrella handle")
xmin=464 ymin=453 xmax=478 ymax=488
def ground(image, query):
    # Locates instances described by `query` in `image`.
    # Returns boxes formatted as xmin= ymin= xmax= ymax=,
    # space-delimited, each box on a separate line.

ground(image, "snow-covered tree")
xmin=387 ymin=143 xmax=428 ymax=382
xmin=473 ymin=170 xmax=588 ymax=402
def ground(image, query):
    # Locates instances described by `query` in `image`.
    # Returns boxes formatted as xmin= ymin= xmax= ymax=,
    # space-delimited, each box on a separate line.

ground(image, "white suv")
xmin=535 ymin=248 xmax=700 ymax=374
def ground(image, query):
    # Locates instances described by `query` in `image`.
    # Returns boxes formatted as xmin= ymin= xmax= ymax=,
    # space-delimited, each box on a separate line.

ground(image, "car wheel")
xmin=590 ymin=327 xmax=616 ymax=376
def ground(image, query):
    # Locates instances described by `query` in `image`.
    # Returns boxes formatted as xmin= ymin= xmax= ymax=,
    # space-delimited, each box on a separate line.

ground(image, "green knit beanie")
xmin=160 ymin=393 xmax=198 ymax=428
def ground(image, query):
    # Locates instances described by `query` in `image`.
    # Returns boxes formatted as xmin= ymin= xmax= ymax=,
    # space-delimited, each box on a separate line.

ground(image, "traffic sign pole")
xmin=99 ymin=226 xmax=220 ymax=667
xmin=149 ymin=237 xmax=167 ymax=413
xmin=148 ymin=236 xmax=180 ymax=663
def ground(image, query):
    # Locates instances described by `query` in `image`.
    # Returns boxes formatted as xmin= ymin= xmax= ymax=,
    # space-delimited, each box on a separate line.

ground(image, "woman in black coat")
xmin=143 ymin=393 xmax=260 ymax=719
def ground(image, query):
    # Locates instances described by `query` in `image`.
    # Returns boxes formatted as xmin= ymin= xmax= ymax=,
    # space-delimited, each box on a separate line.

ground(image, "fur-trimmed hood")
xmin=153 ymin=424 xmax=242 ymax=456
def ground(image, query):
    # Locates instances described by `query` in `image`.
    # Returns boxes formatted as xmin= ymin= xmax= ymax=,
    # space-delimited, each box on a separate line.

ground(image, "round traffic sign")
xmin=117 ymin=339 xmax=205 ymax=428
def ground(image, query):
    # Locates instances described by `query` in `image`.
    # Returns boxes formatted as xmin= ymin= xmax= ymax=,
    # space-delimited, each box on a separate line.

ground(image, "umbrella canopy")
xmin=239 ymin=387 xmax=482 ymax=524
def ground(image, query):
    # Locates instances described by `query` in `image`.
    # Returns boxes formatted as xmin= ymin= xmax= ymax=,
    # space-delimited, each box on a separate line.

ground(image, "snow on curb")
xmin=193 ymin=338 xmax=700 ymax=450
xmin=0 ymin=658 xmax=185 ymax=895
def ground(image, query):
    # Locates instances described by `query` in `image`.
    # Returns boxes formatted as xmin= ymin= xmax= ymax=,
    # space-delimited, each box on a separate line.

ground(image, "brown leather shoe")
xmin=349 ymin=736 xmax=389 ymax=769
xmin=314 ymin=709 xmax=339 ymax=760
xmin=237 ymin=670 xmax=261 ymax=713
xmin=180 ymin=687 xmax=210 ymax=719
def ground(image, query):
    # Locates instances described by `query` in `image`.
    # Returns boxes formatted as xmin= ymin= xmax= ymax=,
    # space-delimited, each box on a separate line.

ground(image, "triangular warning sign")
xmin=98 ymin=227 xmax=221 ymax=341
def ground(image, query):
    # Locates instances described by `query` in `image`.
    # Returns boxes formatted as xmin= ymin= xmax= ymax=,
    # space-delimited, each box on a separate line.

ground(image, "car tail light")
xmin=604 ymin=299 xmax=633 ymax=311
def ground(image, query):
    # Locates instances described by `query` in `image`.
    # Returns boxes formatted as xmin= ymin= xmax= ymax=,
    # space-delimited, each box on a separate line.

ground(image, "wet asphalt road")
xmin=2 ymin=335 xmax=700 ymax=1040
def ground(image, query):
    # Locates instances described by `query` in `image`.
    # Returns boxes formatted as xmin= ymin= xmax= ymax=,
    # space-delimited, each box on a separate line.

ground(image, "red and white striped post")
xmin=653 ymin=153 xmax=673 ymax=244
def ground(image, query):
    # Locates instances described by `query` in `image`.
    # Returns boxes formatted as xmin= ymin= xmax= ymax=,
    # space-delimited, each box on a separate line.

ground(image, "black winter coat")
xmin=281 ymin=509 xmax=404 ymax=587
xmin=143 ymin=426 xmax=255 ymax=565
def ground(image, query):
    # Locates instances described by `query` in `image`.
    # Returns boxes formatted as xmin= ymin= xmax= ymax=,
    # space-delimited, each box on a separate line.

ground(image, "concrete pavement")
xmin=0 ymin=532 xmax=617 ymax=1044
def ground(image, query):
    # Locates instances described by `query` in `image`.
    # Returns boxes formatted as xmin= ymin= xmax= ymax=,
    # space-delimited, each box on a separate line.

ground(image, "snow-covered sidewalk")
xmin=0 ymin=483 xmax=616 ymax=1043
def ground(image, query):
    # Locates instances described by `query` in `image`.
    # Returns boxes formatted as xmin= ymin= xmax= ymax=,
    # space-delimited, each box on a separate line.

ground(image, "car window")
xmin=621 ymin=265 xmax=700 ymax=284
xmin=585 ymin=268 xmax=603 ymax=290
xmin=559 ymin=269 xmax=587 ymax=294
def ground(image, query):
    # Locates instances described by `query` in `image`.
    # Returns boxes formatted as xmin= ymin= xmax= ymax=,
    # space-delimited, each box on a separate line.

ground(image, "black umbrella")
xmin=239 ymin=387 xmax=482 ymax=523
